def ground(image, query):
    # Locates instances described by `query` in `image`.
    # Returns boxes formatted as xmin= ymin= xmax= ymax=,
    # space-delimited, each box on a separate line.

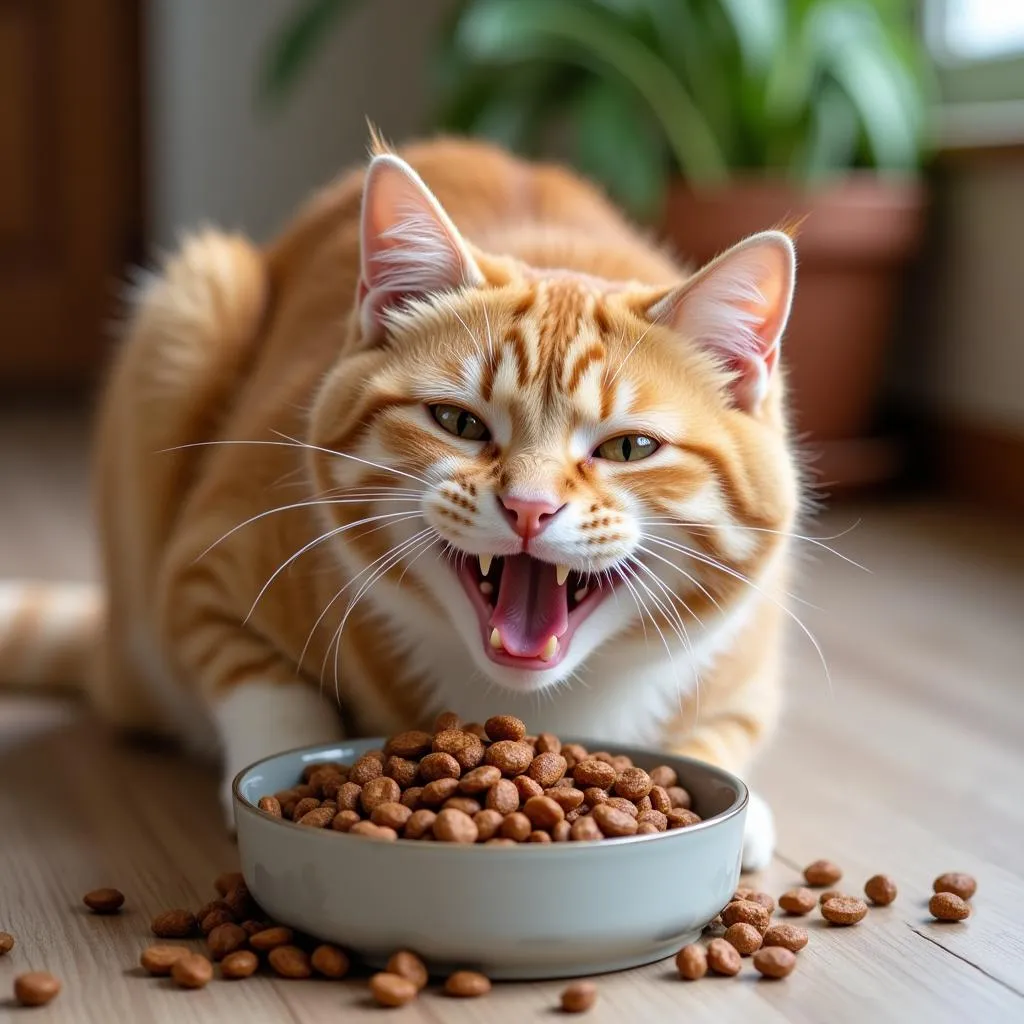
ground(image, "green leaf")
xmin=799 ymin=81 xmax=860 ymax=177
xmin=713 ymin=0 xmax=785 ymax=73
xmin=456 ymin=0 xmax=729 ymax=183
xmin=571 ymin=77 xmax=667 ymax=220
xmin=258 ymin=0 xmax=363 ymax=104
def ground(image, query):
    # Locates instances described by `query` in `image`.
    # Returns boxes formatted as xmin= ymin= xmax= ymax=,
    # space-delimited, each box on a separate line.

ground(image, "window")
xmin=928 ymin=1 xmax=1024 ymax=62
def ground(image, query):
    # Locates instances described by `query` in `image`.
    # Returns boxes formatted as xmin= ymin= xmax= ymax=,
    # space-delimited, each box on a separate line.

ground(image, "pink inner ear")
xmin=358 ymin=155 xmax=483 ymax=337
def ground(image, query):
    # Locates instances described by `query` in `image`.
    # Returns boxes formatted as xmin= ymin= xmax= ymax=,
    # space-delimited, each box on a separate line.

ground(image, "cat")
xmin=0 ymin=134 xmax=799 ymax=870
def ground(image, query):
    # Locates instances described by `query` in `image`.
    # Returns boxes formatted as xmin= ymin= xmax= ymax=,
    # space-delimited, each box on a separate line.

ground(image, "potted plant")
xmin=263 ymin=0 xmax=935 ymax=488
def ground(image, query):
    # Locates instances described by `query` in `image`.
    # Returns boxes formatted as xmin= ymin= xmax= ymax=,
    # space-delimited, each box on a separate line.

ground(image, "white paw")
xmin=214 ymin=683 xmax=346 ymax=830
xmin=742 ymin=790 xmax=776 ymax=872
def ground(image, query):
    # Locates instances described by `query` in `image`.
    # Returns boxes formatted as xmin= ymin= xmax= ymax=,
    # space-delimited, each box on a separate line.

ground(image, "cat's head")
xmin=309 ymin=152 xmax=799 ymax=693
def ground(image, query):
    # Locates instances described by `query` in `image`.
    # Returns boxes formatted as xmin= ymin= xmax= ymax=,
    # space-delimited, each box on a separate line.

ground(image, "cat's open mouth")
xmin=455 ymin=554 xmax=611 ymax=670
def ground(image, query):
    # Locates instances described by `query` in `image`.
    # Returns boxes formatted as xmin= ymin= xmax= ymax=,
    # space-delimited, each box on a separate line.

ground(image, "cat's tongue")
xmin=491 ymin=555 xmax=568 ymax=659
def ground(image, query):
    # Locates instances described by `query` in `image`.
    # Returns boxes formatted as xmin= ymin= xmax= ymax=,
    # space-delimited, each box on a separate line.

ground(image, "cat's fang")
xmin=555 ymin=564 xmax=570 ymax=586
xmin=574 ymin=587 xmax=588 ymax=603
xmin=539 ymin=635 xmax=559 ymax=661
xmin=479 ymin=554 xmax=493 ymax=577
xmin=489 ymin=628 xmax=503 ymax=650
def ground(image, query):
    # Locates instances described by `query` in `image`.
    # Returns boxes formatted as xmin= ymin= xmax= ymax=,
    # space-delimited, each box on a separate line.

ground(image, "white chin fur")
xmin=741 ymin=790 xmax=776 ymax=871
xmin=213 ymin=682 xmax=345 ymax=828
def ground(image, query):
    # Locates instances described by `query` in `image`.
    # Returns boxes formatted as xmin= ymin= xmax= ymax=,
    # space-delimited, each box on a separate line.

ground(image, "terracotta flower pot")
xmin=663 ymin=175 xmax=927 ymax=489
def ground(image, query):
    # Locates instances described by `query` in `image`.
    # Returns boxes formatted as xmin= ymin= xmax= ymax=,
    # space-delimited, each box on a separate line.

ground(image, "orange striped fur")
xmin=1 ymin=137 xmax=800 ymax=866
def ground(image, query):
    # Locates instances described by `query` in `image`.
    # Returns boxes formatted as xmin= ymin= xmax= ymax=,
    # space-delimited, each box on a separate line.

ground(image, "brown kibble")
xmin=485 ymin=778 xmax=520 ymax=815
xmin=171 ymin=954 xmax=213 ymax=990
xmin=650 ymin=765 xmax=678 ymax=788
xmin=434 ymin=710 xmax=462 ymax=733
xmin=291 ymin=796 xmax=321 ymax=821
xmin=371 ymin=802 xmax=413 ymax=830
xmin=459 ymin=765 xmax=502 ymax=793
xmin=442 ymin=796 xmax=481 ymax=816
xmin=335 ymin=782 xmax=362 ymax=813
xmin=384 ymin=756 xmax=419 ymax=789
xmin=748 ymin=892 xmax=776 ymax=914
xmin=400 ymin=786 xmax=424 ymax=810
xmin=151 ymin=909 xmax=197 ymax=939
xmin=527 ymin=752 xmax=568 ymax=788
xmin=420 ymin=777 xmax=460 ymax=807
xmin=560 ymin=980 xmax=597 ymax=1012
xmin=199 ymin=906 xmax=235 ymax=935
xmin=649 ymin=785 xmax=672 ymax=815
xmin=523 ymin=795 xmax=565 ymax=831
xmin=433 ymin=808 xmax=479 ymax=843
xmin=433 ymin=729 xmax=486 ymax=771
xmin=484 ymin=714 xmax=526 ymax=742
xmin=418 ymin=752 xmax=460 ymax=782
xmin=249 ymin=926 xmax=294 ymax=951
xmin=370 ymin=971 xmax=418 ymax=1007
xmin=637 ymin=822 xmax=659 ymax=834
xmin=500 ymin=811 xmax=532 ymax=842
xmin=864 ymin=874 xmax=898 ymax=906
xmin=606 ymin=797 xmax=639 ymax=818
xmin=706 ymin=937 xmax=742 ymax=976
xmin=546 ymin=786 xmax=585 ymax=812
xmin=331 ymin=809 xmax=361 ymax=833
xmin=570 ymin=815 xmax=603 ymax=841
xmin=139 ymin=944 xmax=189 ymax=976
xmin=221 ymin=950 xmax=259 ymax=979
xmin=804 ymin=859 xmax=843 ymax=886
xmin=0 ymin=932 xmax=13 ymax=955
xmin=536 ymin=732 xmax=561 ymax=754
xmin=676 ymin=943 xmax=708 ymax=980
xmin=613 ymin=766 xmax=653 ymax=801
xmin=207 ymin=922 xmax=248 ymax=961
xmin=83 ymin=887 xmax=125 ymax=914
xmin=14 ymin=972 xmax=61 ymax=1007
xmin=721 ymin=900 xmax=770 ymax=933
xmin=666 ymin=809 xmax=702 ymax=829
xmin=753 ymin=946 xmax=796 ymax=979
xmin=311 ymin=944 xmax=350 ymax=978
xmin=224 ymin=879 xmax=254 ymax=919
xmin=930 ymin=892 xmax=971 ymax=922
xmin=348 ymin=821 xmax=398 ymax=841
xmin=349 ymin=755 xmax=384 ymax=785
xmin=637 ymin=809 xmax=668 ymax=831
xmin=552 ymin=820 xmax=572 ymax=841
xmin=819 ymin=889 xmax=847 ymax=905
xmin=385 ymin=729 xmax=434 ymax=759
xmin=404 ymin=809 xmax=438 ymax=840
xmin=666 ymin=786 xmax=691 ymax=809
xmin=485 ymin=838 xmax=517 ymax=846
xmin=214 ymin=871 xmax=244 ymax=896
xmin=583 ymin=787 xmax=608 ymax=806
xmin=779 ymin=887 xmax=816 ymax=915
xmin=591 ymin=803 xmax=638 ymax=837
xmin=361 ymin=776 xmax=401 ymax=813
xmin=298 ymin=806 xmax=336 ymax=828
xmin=724 ymin=922 xmax=763 ymax=955
xmin=762 ymin=923 xmax=808 ymax=952
xmin=821 ymin=896 xmax=868 ymax=926
xmin=573 ymin=759 xmax=616 ymax=789
xmin=485 ymin=740 xmax=534 ymax=776
xmin=474 ymin=809 xmax=505 ymax=841
xmin=268 ymin=945 xmax=313 ymax=978
xmin=527 ymin=829 xmax=552 ymax=843
xmin=240 ymin=920 xmax=267 ymax=938
xmin=387 ymin=950 xmax=428 ymax=989
xmin=464 ymin=721 xmax=488 ymax=739
xmin=933 ymin=872 xmax=977 ymax=901
xmin=514 ymin=774 xmax=545 ymax=802
xmin=445 ymin=970 xmax=492 ymax=997
xmin=561 ymin=743 xmax=588 ymax=766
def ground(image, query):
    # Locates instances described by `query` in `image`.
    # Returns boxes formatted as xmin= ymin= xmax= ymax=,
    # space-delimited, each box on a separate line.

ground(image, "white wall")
xmin=146 ymin=0 xmax=456 ymax=247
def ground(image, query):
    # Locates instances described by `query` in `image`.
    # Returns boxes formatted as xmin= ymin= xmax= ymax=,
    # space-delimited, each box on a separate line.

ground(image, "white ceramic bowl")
xmin=233 ymin=739 xmax=746 ymax=980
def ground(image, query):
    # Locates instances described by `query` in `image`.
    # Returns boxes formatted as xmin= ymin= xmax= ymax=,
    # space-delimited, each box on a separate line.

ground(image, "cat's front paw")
xmin=741 ymin=790 xmax=776 ymax=872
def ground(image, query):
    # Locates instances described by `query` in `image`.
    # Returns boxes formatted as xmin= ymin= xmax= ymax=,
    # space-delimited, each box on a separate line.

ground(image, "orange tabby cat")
xmin=1 ymin=135 xmax=798 ymax=867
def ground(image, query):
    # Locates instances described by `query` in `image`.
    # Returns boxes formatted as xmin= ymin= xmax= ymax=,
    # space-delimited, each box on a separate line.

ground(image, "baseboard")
xmin=931 ymin=417 xmax=1024 ymax=516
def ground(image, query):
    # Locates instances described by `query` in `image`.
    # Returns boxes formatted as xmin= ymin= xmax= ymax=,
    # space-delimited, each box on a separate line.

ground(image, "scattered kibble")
xmin=170 ymin=954 xmax=213 ymax=990
xmin=706 ymin=938 xmax=742 ymax=977
xmin=221 ymin=950 xmax=259 ymax=979
xmin=778 ymin=888 xmax=816 ymax=915
xmin=753 ymin=947 xmax=796 ymax=979
xmin=804 ymin=860 xmax=843 ymax=886
xmin=0 ymin=932 xmax=14 ymax=956
xmin=444 ymin=970 xmax=492 ymax=997
xmin=676 ymin=944 xmax=708 ymax=980
xmin=762 ymin=923 xmax=809 ymax=953
xmin=83 ymin=888 xmax=125 ymax=914
xmin=560 ymin=980 xmax=598 ymax=1012
xmin=14 ymin=972 xmax=61 ymax=1007
xmin=386 ymin=950 xmax=427 ymax=989
xmin=140 ymin=945 xmax=190 ymax=976
xmin=929 ymin=892 xmax=971 ymax=922
xmin=370 ymin=972 xmax=418 ymax=1007
xmin=864 ymin=875 xmax=898 ymax=906
xmin=821 ymin=896 xmax=868 ymax=926
xmin=933 ymin=873 xmax=977 ymax=901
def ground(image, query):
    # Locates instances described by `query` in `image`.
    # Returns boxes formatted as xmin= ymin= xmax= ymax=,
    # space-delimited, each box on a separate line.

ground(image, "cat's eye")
xmin=594 ymin=434 xmax=660 ymax=463
xmin=430 ymin=403 xmax=491 ymax=442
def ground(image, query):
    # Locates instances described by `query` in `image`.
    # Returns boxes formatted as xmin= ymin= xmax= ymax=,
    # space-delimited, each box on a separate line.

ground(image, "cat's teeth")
xmin=539 ymin=635 xmax=559 ymax=661
xmin=479 ymin=581 xmax=493 ymax=596
xmin=479 ymin=554 xmax=493 ymax=577
xmin=489 ymin=628 xmax=503 ymax=650
xmin=574 ymin=587 xmax=588 ymax=603
xmin=555 ymin=564 xmax=570 ymax=587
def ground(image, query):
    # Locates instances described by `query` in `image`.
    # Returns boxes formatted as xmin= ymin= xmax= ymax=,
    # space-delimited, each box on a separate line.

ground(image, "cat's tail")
xmin=0 ymin=581 xmax=102 ymax=691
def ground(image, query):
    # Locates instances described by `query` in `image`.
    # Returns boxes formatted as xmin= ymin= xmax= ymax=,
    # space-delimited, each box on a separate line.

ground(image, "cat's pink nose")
xmin=499 ymin=496 xmax=566 ymax=543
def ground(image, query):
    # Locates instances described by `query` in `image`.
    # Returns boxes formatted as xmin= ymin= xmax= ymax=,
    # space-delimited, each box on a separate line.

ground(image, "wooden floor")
xmin=2 ymin=410 xmax=1023 ymax=1022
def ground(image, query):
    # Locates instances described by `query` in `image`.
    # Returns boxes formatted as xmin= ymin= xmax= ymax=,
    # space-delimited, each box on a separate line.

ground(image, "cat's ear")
xmin=358 ymin=153 xmax=484 ymax=339
xmin=647 ymin=231 xmax=796 ymax=412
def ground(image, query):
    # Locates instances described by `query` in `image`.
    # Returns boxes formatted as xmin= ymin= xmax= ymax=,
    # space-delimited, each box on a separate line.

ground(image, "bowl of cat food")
xmin=233 ymin=713 xmax=747 ymax=980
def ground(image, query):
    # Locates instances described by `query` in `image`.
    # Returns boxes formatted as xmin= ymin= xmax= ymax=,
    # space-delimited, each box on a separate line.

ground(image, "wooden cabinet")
xmin=0 ymin=0 xmax=141 ymax=392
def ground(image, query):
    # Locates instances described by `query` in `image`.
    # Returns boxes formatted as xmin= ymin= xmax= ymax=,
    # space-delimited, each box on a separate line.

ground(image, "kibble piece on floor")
xmin=821 ymin=896 xmax=868 ymax=925
xmin=864 ymin=874 xmax=898 ymax=906
xmin=386 ymin=950 xmax=428 ymax=990
xmin=929 ymin=892 xmax=971 ymax=921
xmin=933 ymin=873 xmax=977 ymax=901
xmin=14 ymin=972 xmax=62 ymax=1006
xmin=778 ymin=888 xmax=816 ymax=915
xmin=139 ymin=945 xmax=190 ymax=976
xmin=445 ymin=970 xmax=492 ymax=997
xmin=151 ymin=909 xmax=197 ymax=938
xmin=311 ymin=944 xmax=350 ymax=979
xmin=170 ymin=954 xmax=213 ymax=990
xmin=753 ymin=946 xmax=796 ymax=979
xmin=803 ymin=859 xmax=842 ymax=886
xmin=724 ymin=922 xmax=763 ymax=955
xmin=762 ymin=923 xmax=809 ymax=952
xmin=221 ymin=950 xmax=259 ymax=979
xmin=0 ymin=932 xmax=15 ymax=955
xmin=83 ymin=888 xmax=125 ymax=914
xmin=706 ymin=938 xmax=742 ymax=976
xmin=560 ymin=980 xmax=598 ymax=1012
xmin=676 ymin=944 xmax=707 ymax=980
xmin=369 ymin=972 xmax=417 ymax=1007
xmin=268 ymin=945 xmax=313 ymax=978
